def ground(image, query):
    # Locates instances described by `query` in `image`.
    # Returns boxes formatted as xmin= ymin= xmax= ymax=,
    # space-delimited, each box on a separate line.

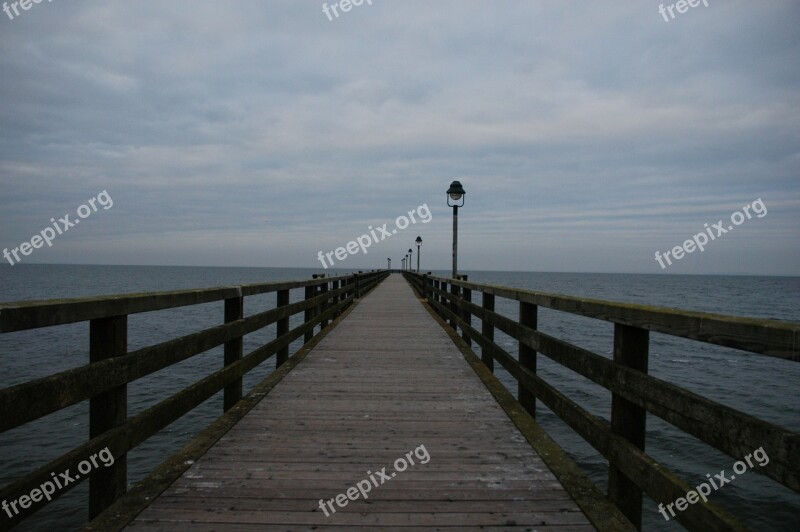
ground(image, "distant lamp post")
xmin=408 ymin=248 xmax=413 ymax=271
xmin=402 ymin=257 xmax=405 ymax=270
xmin=387 ymin=257 xmax=391 ymax=270
xmin=415 ymin=236 xmax=422 ymax=272
xmin=447 ymin=180 xmax=465 ymax=278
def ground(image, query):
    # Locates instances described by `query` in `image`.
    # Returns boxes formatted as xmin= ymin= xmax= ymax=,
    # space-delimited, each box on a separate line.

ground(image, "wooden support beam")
xmin=608 ymin=323 xmax=649 ymax=529
xmin=518 ymin=301 xmax=537 ymax=417
xmin=482 ymin=292 xmax=495 ymax=372
xmin=89 ymin=315 xmax=128 ymax=518
xmin=276 ymin=289 xmax=290 ymax=367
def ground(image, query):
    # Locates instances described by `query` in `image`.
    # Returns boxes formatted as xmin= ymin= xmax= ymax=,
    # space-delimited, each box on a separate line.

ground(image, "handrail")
xmin=0 ymin=274 xmax=358 ymax=333
xmin=0 ymin=270 xmax=389 ymax=529
xmin=404 ymin=271 xmax=799 ymax=531
xmin=441 ymin=276 xmax=799 ymax=361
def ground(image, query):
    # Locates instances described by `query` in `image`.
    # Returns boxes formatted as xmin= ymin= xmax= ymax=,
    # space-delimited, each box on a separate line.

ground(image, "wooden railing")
xmin=0 ymin=270 xmax=388 ymax=529
xmin=404 ymin=271 xmax=799 ymax=531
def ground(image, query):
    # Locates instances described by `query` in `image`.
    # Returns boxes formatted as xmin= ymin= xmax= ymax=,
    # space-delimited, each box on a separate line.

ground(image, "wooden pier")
xmin=120 ymin=274 xmax=597 ymax=530
xmin=1 ymin=271 xmax=798 ymax=531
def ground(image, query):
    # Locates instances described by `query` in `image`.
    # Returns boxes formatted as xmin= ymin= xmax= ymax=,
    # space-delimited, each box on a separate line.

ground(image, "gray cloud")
xmin=1 ymin=0 xmax=798 ymax=274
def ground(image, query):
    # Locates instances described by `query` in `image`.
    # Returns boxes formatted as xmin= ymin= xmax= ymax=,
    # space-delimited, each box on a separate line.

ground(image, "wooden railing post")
xmin=482 ymin=292 xmax=495 ymax=372
xmin=608 ymin=323 xmax=649 ymax=529
xmin=518 ymin=301 xmax=537 ymax=417
xmin=223 ymin=291 xmax=244 ymax=411
xmin=460 ymin=275 xmax=471 ymax=346
xmin=355 ymin=273 xmax=361 ymax=299
xmin=320 ymin=280 xmax=330 ymax=329
xmin=304 ymin=284 xmax=315 ymax=343
xmin=449 ymin=283 xmax=459 ymax=331
xmin=312 ymin=274 xmax=324 ymax=334
xmin=421 ymin=273 xmax=428 ymax=299
xmin=332 ymin=279 xmax=341 ymax=317
xmin=276 ymin=288 xmax=290 ymax=367
xmin=89 ymin=315 xmax=127 ymax=518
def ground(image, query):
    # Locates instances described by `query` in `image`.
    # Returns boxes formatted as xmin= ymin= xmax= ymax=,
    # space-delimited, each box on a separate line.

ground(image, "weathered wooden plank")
xmin=170 ymin=479 xmax=567 ymax=491
xmin=185 ymin=463 xmax=550 ymax=474
xmin=161 ymin=486 xmax=572 ymax=501
xmin=126 ymin=525 xmax=592 ymax=532
xmin=172 ymin=467 xmax=558 ymax=481
xmin=150 ymin=497 xmax=575 ymax=512
xmin=0 ymin=286 xmax=240 ymax=332
xmin=133 ymin=508 xmax=591 ymax=526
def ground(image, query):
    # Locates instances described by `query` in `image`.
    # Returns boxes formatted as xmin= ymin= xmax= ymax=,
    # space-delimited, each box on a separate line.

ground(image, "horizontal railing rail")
xmin=0 ymin=270 xmax=388 ymax=529
xmin=404 ymin=271 xmax=800 ymax=531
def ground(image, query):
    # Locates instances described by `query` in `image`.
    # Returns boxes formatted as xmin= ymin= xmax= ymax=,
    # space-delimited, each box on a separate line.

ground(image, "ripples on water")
xmin=1 ymin=266 xmax=799 ymax=531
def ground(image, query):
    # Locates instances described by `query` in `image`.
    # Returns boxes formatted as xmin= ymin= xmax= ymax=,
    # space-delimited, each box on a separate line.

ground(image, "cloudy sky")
xmin=1 ymin=0 xmax=798 ymax=275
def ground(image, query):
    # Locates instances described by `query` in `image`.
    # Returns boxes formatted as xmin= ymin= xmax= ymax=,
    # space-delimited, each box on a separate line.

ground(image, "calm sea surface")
xmin=1 ymin=265 xmax=798 ymax=531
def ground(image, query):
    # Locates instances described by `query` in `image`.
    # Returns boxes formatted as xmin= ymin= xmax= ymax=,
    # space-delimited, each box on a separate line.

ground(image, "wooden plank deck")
xmin=125 ymin=274 xmax=594 ymax=531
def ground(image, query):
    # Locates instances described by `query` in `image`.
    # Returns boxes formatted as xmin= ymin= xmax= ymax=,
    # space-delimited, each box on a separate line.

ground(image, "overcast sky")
xmin=1 ymin=1 xmax=798 ymax=275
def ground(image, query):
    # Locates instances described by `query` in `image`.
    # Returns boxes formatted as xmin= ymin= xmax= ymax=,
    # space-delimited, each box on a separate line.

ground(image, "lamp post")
xmin=387 ymin=257 xmax=391 ymax=270
xmin=402 ymin=257 xmax=405 ymax=271
xmin=447 ymin=180 xmax=465 ymax=278
xmin=415 ymin=236 xmax=422 ymax=272
xmin=408 ymin=248 xmax=413 ymax=272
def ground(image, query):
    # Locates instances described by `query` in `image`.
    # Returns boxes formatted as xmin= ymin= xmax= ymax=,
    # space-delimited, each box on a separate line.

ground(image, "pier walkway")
xmin=124 ymin=274 xmax=593 ymax=530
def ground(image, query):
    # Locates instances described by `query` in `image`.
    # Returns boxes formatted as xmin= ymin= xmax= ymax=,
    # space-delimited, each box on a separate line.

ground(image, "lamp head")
xmin=447 ymin=180 xmax=466 ymax=206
